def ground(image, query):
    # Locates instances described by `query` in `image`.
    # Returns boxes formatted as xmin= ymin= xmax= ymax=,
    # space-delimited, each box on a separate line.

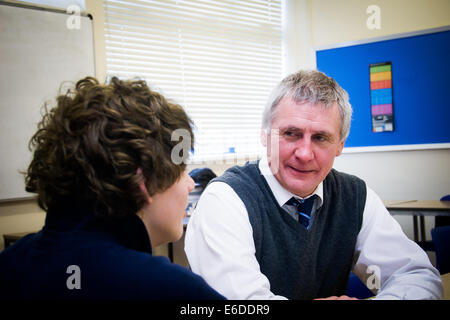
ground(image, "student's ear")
xmin=137 ymin=168 xmax=152 ymax=204
xmin=260 ymin=129 xmax=268 ymax=147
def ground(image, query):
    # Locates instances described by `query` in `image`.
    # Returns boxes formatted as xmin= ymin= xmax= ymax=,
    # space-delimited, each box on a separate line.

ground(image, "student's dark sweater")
xmin=0 ymin=199 xmax=224 ymax=300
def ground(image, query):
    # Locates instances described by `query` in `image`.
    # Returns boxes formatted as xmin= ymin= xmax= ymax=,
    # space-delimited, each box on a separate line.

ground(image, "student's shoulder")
xmin=0 ymin=231 xmax=40 ymax=266
xmin=109 ymin=250 xmax=225 ymax=299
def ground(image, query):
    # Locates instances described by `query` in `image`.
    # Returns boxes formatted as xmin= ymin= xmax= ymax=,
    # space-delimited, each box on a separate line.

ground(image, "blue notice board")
xmin=316 ymin=28 xmax=450 ymax=149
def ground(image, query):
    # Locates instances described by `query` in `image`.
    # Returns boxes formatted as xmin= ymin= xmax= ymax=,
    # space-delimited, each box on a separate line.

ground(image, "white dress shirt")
xmin=184 ymin=157 xmax=443 ymax=300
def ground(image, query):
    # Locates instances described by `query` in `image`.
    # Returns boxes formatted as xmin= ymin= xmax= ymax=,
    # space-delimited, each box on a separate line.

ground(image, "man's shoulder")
xmin=326 ymin=168 xmax=366 ymax=186
xmin=208 ymin=160 xmax=277 ymax=212
xmin=211 ymin=161 xmax=266 ymax=195
xmin=325 ymin=169 xmax=367 ymax=209
xmin=213 ymin=160 xmax=260 ymax=184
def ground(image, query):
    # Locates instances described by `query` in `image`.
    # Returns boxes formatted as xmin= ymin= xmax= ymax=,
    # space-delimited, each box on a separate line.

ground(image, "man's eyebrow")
xmin=280 ymin=126 xmax=332 ymax=135
xmin=278 ymin=126 xmax=335 ymax=140
xmin=314 ymin=130 xmax=333 ymax=137
xmin=279 ymin=126 xmax=302 ymax=132
xmin=313 ymin=130 xmax=337 ymax=142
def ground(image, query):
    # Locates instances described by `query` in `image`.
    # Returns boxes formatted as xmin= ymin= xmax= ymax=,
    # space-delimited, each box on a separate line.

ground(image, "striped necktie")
xmin=286 ymin=195 xmax=317 ymax=228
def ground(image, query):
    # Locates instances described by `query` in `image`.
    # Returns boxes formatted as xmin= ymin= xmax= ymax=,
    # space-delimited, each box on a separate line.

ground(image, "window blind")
xmin=103 ymin=0 xmax=283 ymax=163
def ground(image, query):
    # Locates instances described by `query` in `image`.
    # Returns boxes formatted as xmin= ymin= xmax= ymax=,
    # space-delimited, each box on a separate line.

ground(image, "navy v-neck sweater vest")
xmin=214 ymin=161 xmax=366 ymax=299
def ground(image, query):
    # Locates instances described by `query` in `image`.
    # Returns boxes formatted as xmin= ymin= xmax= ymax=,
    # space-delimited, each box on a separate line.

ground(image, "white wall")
xmin=283 ymin=0 xmax=316 ymax=73
xmin=310 ymin=0 xmax=450 ymax=48
xmin=335 ymin=149 xmax=450 ymax=201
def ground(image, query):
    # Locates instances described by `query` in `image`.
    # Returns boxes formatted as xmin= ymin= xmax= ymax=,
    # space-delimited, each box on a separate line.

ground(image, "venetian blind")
xmin=103 ymin=0 xmax=283 ymax=163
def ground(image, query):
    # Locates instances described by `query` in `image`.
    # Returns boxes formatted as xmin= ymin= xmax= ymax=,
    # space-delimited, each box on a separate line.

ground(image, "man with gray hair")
xmin=185 ymin=70 xmax=442 ymax=300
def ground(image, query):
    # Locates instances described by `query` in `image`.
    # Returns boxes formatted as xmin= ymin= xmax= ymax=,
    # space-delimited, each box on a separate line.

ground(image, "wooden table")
xmin=443 ymin=272 xmax=450 ymax=300
xmin=384 ymin=200 xmax=450 ymax=242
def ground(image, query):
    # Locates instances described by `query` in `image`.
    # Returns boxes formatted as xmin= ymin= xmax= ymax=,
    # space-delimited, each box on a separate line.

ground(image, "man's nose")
xmin=294 ymin=138 xmax=314 ymax=162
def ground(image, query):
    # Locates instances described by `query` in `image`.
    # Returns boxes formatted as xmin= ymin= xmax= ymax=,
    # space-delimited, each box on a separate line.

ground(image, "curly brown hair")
xmin=25 ymin=76 xmax=194 ymax=218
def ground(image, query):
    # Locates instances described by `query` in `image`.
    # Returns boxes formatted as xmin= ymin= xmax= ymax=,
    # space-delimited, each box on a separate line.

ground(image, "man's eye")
xmin=284 ymin=131 xmax=294 ymax=136
xmin=283 ymin=130 xmax=301 ymax=139
xmin=313 ymin=135 xmax=328 ymax=142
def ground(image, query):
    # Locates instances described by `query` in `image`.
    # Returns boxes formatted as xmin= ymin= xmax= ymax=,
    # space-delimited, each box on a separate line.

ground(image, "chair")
xmin=188 ymin=168 xmax=217 ymax=189
xmin=186 ymin=167 xmax=217 ymax=213
xmin=417 ymin=194 xmax=450 ymax=252
xmin=346 ymin=272 xmax=374 ymax=299
xmin=431 ymin=225 xmax=450 ymax=275
xmin=436 ymin=195 xmax=450 ymax=228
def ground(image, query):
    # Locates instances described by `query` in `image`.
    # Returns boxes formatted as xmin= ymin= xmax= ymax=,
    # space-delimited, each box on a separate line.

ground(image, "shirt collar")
xmin=258 ymin=155 xmax=323 ymax=208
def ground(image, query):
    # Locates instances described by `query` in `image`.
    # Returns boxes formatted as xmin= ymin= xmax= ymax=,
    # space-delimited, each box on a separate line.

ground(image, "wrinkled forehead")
xmin=269 ymin=99 xmax=340 ymax=135
xmin=271 ymin=97 xmax=343 ymax=135
xmin=272 ymin=97 xmax=338 ymax=119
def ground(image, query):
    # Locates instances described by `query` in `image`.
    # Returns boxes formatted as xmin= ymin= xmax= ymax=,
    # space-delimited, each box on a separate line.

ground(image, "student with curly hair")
xmin=0 ymin=77 xmax=224 ymax=300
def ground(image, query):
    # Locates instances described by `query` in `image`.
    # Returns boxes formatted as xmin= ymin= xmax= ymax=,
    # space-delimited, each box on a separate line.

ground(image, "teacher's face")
xmin=264 ymin=98 xmax=345 ymax=198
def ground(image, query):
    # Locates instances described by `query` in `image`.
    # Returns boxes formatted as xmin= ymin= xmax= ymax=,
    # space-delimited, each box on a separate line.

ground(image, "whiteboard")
xmin=0 ymin=3 xmax=95 ymax=201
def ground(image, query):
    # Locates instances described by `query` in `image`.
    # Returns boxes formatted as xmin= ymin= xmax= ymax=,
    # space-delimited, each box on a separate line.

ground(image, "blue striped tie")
xmin=287 ymin=195 xmax=317 ymax=228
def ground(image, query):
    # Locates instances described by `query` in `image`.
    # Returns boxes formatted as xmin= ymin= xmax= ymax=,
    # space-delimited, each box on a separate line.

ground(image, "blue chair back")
xmin=436 ymin=195 xmax=450 ymax=228
xmin=431 ymin=225 xmax=450 ymax=274
xmin=346 ymin=272 xmax=374 ymax=299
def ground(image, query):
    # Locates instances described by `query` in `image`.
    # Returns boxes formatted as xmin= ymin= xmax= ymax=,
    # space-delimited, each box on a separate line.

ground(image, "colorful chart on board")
xmin=369 ymin=62 xmax=394 ymax=132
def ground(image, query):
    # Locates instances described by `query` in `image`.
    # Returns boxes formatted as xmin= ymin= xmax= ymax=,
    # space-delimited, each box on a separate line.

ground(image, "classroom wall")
xmin=310 ymin=0 xmax=450 ymax=48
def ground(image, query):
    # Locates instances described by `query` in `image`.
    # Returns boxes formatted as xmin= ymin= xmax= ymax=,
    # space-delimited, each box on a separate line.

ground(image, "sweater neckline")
xmin=44 ymin=198 xmax=153 ymax=254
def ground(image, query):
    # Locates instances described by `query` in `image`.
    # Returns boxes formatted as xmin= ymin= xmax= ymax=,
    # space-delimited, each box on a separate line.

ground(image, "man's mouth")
xmin=287 ymin=165 xmax=316 ymax=175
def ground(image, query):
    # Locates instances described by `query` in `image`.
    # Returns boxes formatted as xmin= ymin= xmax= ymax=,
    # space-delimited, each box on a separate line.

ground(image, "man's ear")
xmin=336 ymin=139 xmax=345 ymax=157
xmin=260 ymin=129 xmax=268 ymax=147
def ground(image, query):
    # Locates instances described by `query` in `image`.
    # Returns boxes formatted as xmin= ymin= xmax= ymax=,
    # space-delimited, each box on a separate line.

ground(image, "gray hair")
xmin=262 ymin=70 xmax=352 ymax=141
